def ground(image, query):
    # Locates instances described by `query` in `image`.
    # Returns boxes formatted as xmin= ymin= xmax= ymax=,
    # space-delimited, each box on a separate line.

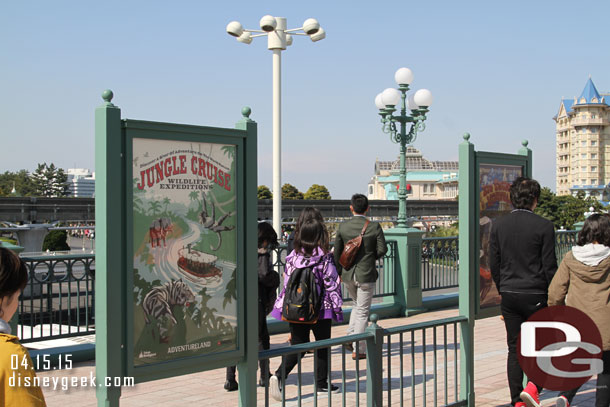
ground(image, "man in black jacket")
xmin=490 ymin=177 xmax=557 ymax=407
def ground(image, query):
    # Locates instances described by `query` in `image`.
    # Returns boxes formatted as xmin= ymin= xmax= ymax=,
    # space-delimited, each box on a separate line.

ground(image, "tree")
xmin=535 ymin=187 xmax=606 ymax=229
xmin=282 ymin=184 xmax=304 ymax=200
xmin=42 ymin=230 xmax=70 ymax=251
xmin=257 ymin=185 xmax=273 ymax=200
xmin=30 ymin=163 xmax=68 ymax=197
xmin=304 ymin=184 xmax=331 ymax=200
xmin=0 ymin=170 xmax=37 ymax=197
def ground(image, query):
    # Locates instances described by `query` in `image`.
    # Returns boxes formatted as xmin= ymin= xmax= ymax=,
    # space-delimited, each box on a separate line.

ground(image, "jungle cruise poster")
xmin=131 ymin=138 xmax=237 ymax=366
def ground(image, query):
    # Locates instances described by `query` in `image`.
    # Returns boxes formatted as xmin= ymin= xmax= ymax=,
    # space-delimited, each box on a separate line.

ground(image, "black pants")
xmin=274 ymin=319 xmax=332 ymax=387
xmin=501 ymin=292 xmax=547 ymax=406
xmin=559 ymin=350 xmax=610 ymax=407
xmin=226 ymin=302 xmax=271 ymax=382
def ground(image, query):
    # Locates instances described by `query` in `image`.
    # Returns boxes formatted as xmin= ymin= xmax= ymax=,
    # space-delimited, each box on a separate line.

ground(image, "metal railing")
xmin=556 ymin=230 xmax=579 ymax=263
xmin=272 ymin=241 xmax=397 ymax=302
xmin=258 ymin=315 xmax=468 ymax=406
xmin=17 ymin=253 xmax=95 ymax=343
xmin=421 ymin=237 xmax=458 ymax=292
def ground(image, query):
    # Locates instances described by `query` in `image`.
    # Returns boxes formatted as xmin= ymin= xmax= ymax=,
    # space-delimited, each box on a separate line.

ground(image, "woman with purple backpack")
xmin=268 ymin=207 xmax=343 ymax=401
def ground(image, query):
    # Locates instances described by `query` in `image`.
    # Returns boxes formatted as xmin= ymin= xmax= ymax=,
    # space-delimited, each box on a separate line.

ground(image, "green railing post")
xmin=95 ymin=90 xmax=125 ymax=407
xmin=235 ymin=107 xmax=258 ymax=407
xmin=458 ymin=134 xmax=476 ymax=406
xmin=365 ymin=314 xmax=384 ymax=407
xmin=383 ymin=228 xmax=424 ymax=315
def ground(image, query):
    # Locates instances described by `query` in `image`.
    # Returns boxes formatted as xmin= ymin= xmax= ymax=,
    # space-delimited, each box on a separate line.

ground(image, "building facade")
xmin=367 ymin=147 xmax=458 ymax=201
xmin=555 ymin=78 xmax=610 ymax=201
xmin=66 ymin=168 xmax=95 ymax=197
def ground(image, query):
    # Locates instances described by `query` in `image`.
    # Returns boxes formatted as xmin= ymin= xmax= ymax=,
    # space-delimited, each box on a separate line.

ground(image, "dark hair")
xmin=577 ymin=214 xmax=610 ymax=247
xmin=351 ymin=194 xmax=369 ymax=214
xmin=0 ymin=248 xmax=28 ymax=318
xmin=258 ymin=221 xmax=278 ymax=249
xmin=294 ymin=218 xmax=329 ymax=255
xmin=509 ymin=177 xmax=540 ymax=210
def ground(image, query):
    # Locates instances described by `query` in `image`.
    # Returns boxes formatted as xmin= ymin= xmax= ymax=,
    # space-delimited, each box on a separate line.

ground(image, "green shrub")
xmin=42 ymin=230 xmax=70 ymax=251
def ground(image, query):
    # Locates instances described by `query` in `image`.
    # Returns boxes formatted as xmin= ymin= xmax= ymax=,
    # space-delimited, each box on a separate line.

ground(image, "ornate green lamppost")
xmin=375 ymin=67 xmax=433 ymax=228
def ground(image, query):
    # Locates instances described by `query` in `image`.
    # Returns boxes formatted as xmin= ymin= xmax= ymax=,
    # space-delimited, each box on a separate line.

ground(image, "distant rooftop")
xmin=375 ymin=146 xmax=459 ymax=173
xmin=560 ymin=77 xmax=610 ymax=114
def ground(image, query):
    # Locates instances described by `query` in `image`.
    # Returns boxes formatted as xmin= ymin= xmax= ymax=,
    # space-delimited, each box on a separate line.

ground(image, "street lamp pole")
xmin=375 ymin=68 xmax=434 ymax=228
xmin=227 ymin=16 xmax=326 ymax=236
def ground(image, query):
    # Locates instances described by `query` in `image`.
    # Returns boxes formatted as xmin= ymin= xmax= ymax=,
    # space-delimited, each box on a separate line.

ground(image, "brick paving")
xmin=36 ymin=306 xmax=598 ymax=406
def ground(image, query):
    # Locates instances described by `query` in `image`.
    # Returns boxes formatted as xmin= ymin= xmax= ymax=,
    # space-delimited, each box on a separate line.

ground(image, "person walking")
xmin=224 ymin=222 xmax=280 ymax=391
xmin=269 ymin=211 xmax=343 ymax=401
xmin=489 ymin=177 xmax=557 ymax=407
xmin=548 ymin=214 xmax=610 ymax=407
xmin=334 ymin=194 xmax=387 ymax=360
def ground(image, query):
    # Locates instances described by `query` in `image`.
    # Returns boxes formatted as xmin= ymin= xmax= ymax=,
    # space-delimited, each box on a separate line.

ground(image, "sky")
xmin=2 ymin=1 xmax=609 ymax=198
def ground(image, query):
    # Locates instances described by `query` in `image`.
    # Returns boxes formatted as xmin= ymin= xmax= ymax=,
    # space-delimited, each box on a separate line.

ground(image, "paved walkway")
xmin=36 ymin=306 xmax=598 ymax=406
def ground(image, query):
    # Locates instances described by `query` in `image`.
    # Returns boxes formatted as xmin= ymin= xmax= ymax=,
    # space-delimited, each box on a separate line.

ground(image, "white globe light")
xmin=286 ymin=34 xmax=293 ymax=46
xmin=394 ymin=68 xmax=414 ymax=85
xmin=260 ymin=15 xmax=277 ymax=32
xmin=226 ymin=21 xmax=244 ymax=37
xmin=381 ymin=88 xmax=401 ymax=107
xmin=407 ymin=93 xmax=419 ymax=110
xmin=237 ymin=31 xmax=252 ymax=44
xmin=375 ymin=93 xmax=385 ymax=110
xmin=414 ymin=89 xmax=433 ymax=107
xmin=303 ymin=18 xmax=320 ymax=35
xmin=310 ymin=27 xmax=326 ymax=42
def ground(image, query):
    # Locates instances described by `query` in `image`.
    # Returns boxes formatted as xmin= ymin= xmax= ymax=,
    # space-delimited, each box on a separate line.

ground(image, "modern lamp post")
xmin=375 ymin=67 xmax=433 ymax=228
xmin=226 ymin=16 xmax=326 ymax=236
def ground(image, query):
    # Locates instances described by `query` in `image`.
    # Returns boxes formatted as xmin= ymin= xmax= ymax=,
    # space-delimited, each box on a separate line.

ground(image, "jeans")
xmin=501 ymin=292 xmax=547 ymax=405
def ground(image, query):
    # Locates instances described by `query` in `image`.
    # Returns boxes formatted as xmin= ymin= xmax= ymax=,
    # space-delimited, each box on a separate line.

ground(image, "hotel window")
xmin=423 ymin=184 xmax=428 ymax=193
xmin=581 ymin=179 xmax=587 ymax=185
xmin=592 ymin=141 xmax=597 ymax=146
xmin=592 ymin=166 xmax=597 ymax=172
xmin=581 ymin=167 xmax=587 ymax=172
xmin=592 ymin=153 xmax=597 ymax=159
xmin=592 ymin=179 xmax=597 ymax=185
xmin=581 ymin=140 xmax=587 ymax=145
xmin=581 ymin=154 xmax=586 ymax=159
xmin=430 ymin=184 xmax=435 ymax=193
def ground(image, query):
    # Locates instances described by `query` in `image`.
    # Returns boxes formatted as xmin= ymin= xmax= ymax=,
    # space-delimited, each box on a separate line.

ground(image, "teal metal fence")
xmin=259 ymin=314 xmax=468 ymax=406
xmin=272 ymin=241 xmax=397 ymax=302
xmin=17 ymin=253 xmax=95 ymax=343
xmin=421 ymin=237 xmax=459 ymax=292
xmin=556 ymin=230 xmax=579 ymax=263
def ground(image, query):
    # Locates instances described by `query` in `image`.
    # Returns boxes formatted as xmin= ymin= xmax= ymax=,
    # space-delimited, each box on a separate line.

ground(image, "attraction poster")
xmin=131 ymin=138 xmax=237 ymax=366
xmin=478 ymin=163 xmax=522 ymax=309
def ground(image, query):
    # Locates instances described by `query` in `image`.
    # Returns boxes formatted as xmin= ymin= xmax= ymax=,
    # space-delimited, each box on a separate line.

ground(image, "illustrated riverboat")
xmin=177 ymin=245 xmax=221 ymax=280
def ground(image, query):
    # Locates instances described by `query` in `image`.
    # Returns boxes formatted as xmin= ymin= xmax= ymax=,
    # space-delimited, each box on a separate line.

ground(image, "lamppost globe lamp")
xmin=226 ymin=16 xmax=325 ymax=236
xmin=375 ymin=67 xmax=433 ymax=228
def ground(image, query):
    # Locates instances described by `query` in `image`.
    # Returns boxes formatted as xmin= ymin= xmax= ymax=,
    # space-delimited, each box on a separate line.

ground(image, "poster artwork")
xmin=132 ymin=138 xmax=237 ymax=366
xmin=479 ymin=164 xmax=523 ymax=309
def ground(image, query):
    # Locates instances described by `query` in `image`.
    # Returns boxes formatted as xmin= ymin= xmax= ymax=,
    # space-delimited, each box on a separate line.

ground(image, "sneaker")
xmin=224 ymin=380 xmax=238 ymax=392
xmin=556 ymin=395 xmax=570 ymax=407
xmin=269 ymin=375 xmax=282 ymax=401
xmin=258 ymin=372 xmax=271 ymax=387
xmin=317 ymin=383 xmax=340 ymax=393
xmin=520 ymin=381 xmax=541 ymax=407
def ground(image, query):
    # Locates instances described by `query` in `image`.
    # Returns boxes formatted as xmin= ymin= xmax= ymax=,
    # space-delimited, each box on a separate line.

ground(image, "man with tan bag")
xmin=334 ymin=194 xmax=387 ymax=359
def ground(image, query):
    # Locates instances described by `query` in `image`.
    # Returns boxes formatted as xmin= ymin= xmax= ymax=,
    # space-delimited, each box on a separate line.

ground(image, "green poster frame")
xmin=123 ymin=120 xmax=248 ymax=382
xmin=473 ymin=151 xmax=531 ymax=320
xmin=95 ymin=92 xmax=258 ymax=406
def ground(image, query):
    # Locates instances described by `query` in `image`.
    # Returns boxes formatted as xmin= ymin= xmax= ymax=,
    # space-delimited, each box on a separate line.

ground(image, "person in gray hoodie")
xmin=549 ymin=213 xmax=610 ymax=407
